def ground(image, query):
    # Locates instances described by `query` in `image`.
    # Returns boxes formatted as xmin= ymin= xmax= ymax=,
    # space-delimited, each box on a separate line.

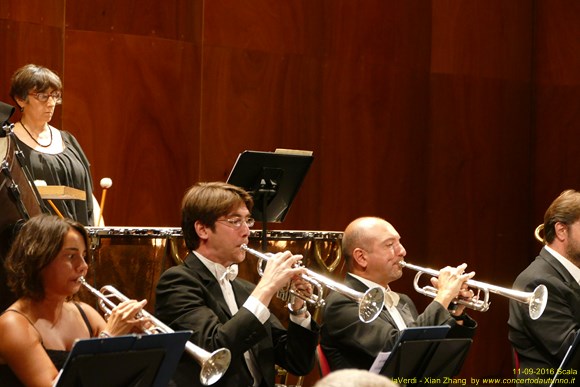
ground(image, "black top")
xmin=15 ymin=130 xmax=95 ymax=225
xmin=0 ymin=303 xmax=93 ymax=386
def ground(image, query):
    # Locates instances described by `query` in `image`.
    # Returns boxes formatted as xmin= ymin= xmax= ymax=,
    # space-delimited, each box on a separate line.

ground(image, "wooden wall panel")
xmin=63 ymin=31 xmax=200 ymax=226
xmin=1 ymin=0 xmax=579 ymax=383
xmin=65 ymin=0 xmax=198 ymax=42
xmin=533 ymin=0 xmax=580 ymax=225
xmin=428 ymin=0 xmax=534 ymax=379
xmin=198 ymin=46 xmax=324 ymax=231
xmin=200 ymin=0 xmax=433 ymax=232
xmin=61 ymin=0 xmax=202 ymax=227
xmin=203 ymin=0 xmax=324 ymax=55
xmin=317 ymin=0 xmax=433 ymax=235
xmin=0 ymin=0 xmax=64 ymax=26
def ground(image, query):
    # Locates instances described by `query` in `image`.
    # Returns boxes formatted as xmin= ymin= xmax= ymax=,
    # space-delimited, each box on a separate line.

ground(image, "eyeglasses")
xmin=29 ymin=91 xmax=62 ymax=104
xmin=217 ymin=217 xmax=255 ymax=229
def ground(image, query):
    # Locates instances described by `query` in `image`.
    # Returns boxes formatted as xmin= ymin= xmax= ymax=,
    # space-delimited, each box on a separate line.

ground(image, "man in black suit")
xmin=155 ymin=182 xmax=318 ymax=387
xmin=509 ymin=189 xmax=580 ymax=386
xmin=320 ymin=216 xmax=477 ymax=371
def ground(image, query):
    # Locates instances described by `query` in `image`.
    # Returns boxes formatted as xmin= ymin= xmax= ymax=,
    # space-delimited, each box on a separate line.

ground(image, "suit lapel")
xmin=184 ymin=252 xmax=233 ymax=319
xmin=539 ymin=248 xmax=580 ymax=321
xmin=540 ymin=248 xmax=580 ymax=289
xmin=396 ymin=299 xmax=415 ymax=325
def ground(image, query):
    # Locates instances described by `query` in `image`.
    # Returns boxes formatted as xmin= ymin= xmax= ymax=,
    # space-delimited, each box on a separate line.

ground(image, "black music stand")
xmin=227 ymin=149 xmax=313 ymax=250
xmin=550 ymin=332 xmax=580 ymax=387
xmin=379 ymin=338 xmax=472 ymax=386
xmin=54 ymin=331 xmax=191 ymax=387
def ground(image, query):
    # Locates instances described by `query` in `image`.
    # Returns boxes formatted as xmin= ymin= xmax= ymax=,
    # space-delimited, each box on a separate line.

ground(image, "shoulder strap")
xmin=73 ymin=302 xmax=94 ymax=337
xmin=1 ymin=309 xmax=44 ymax=344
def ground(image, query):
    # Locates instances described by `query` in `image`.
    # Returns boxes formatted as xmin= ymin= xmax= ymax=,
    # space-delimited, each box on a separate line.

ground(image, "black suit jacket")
xmin=155 ymin=252 xmax=319 ymax=387
xmin=320 ymin=274 xmax=476 ymax=371
xmin=508 ymin=247 xmax=580 ymax=386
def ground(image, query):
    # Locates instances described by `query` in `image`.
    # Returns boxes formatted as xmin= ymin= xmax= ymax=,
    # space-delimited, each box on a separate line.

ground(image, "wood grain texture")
xmin=0 ymin=0 xmax=579 ymax=382
xmin=533 ymin=0 xmax=580 ymax=226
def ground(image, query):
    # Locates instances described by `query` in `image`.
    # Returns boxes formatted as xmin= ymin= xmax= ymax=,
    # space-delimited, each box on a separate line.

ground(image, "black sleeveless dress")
xmin=0 ymin=303 xmax=93 ymax=386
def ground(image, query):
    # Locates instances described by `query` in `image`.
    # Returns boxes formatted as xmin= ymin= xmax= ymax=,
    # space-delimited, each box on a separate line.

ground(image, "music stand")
xmin=54 ymin=331 xmax=191 ymax=387
xmin=227 ymin=149 xmax=313 ymax=250
xmin=550 ymin=331 xmax=580 ymax=387
xmin=379 ymin=338 xmax=472 ymax=387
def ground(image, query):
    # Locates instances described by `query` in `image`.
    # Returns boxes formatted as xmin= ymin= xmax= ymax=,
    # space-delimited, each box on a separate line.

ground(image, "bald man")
xmin=320 ymin=217 xmax=478 ymax=371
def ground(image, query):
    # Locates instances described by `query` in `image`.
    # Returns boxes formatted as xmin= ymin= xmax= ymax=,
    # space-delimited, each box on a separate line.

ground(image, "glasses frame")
xmin=216 ymin=217 xmax=255 ymax=229
xmin=28 ymin=91 xmax=63 ymax=104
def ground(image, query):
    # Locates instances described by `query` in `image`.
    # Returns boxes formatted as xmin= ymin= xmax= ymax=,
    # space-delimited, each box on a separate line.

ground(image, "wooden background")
xmin=1 ymin=0 xmax=579 ymax=383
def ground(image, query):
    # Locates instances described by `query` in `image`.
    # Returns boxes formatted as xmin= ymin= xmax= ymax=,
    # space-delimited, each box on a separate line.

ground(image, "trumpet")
xmin=79 ymin=277 xmax=231 ymax=386
xmin=398 ymin=261 xmax=548 ymax=320
xmin=240 ymin=244 xmax=385 ymax=323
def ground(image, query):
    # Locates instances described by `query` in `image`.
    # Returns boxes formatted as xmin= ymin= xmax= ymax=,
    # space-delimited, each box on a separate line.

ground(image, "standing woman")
xmin=9 ymin=64 xmax=101 ymax=226
xmin=0 ymin=215 xmax=149 ymax=386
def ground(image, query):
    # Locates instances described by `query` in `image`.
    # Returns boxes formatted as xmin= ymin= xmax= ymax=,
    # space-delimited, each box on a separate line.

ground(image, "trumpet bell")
xmin=534 ymin=224 xmax=546 ymax=244
xmin=359 ymin=287 xmax=385 ymax=323
xmin=529 ymin=284 xmax=548 ymax=320
xmin=201 ymin=348 xmax=232 ymax=385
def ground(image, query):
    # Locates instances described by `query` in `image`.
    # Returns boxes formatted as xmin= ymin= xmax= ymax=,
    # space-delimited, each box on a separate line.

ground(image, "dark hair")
xmin=4 ymin=215 xmax=88 ymax=300
xmin=9 ymin=64 xmax=63 ymax=104
xmin=181 ymin=182 xmax=253 ymax=250
xmin=543 ymin=189 xmax=580 ymax=244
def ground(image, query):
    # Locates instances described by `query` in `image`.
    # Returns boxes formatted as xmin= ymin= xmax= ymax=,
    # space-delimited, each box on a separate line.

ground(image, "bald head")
xmin=343 ymin=217 xmax=390 ymax=262
xmin=342 ymin=217 xmax=406 ymax=286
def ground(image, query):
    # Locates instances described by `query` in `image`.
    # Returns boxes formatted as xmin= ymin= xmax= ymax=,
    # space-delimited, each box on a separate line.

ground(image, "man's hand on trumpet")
xmin=452 ymin=283 xmax=478 ymax=315
xmin=288 ymin=277 xmax=314 ymax=318
xmin=251 ymin=251 xmax=307 ymax=308
xmin=429 ymin=263 xmax=476 ymax=316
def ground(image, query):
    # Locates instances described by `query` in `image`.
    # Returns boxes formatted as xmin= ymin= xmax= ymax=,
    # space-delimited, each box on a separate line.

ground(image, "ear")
xmin=554 ymin=222 xmax=568 ymax=242
xmin=14 ymin=96 xmax=26 ymax=111
xmin=194 ymin=220 xmax=210 ymax=242
xmin=352 ymin=247 xmax=368 ymax=269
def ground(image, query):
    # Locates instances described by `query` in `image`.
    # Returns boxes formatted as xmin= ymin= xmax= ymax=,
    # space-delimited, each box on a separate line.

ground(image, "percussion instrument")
xmin=82 ymin=228 xmax=344 ymax=318
xmin=83 ymin=227 xmax=182 ymax=313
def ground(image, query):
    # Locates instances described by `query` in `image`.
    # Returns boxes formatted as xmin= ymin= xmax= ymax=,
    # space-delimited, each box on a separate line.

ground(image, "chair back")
xmin=317 ymin=345 xmax=330 ymax=377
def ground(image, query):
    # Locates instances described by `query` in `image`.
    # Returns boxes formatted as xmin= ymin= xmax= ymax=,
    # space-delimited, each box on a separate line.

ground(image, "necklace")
xmin=20 ymin=121 xmax=53 ymax=148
